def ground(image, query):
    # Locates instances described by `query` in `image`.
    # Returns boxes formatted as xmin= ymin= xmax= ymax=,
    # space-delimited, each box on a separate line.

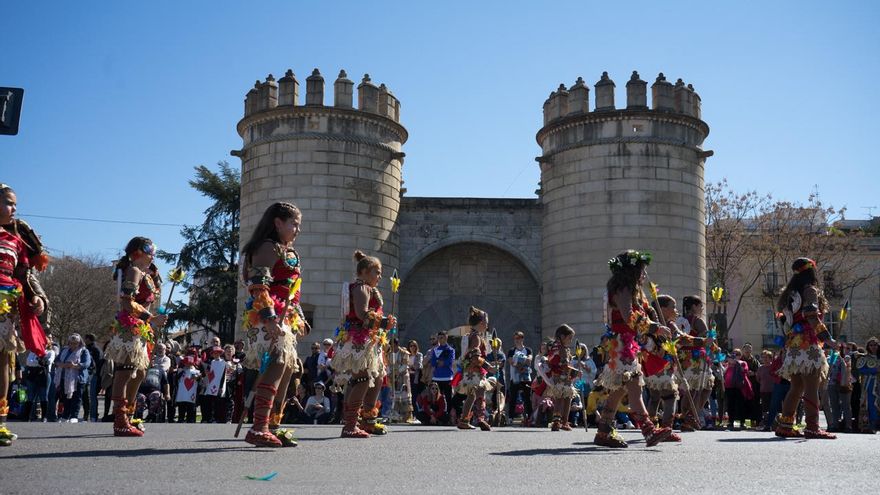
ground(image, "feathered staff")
xmin=159 ymin=267 xmax=187 ymax=341
xmin=387 ymin=270 xmax=401 ymax=419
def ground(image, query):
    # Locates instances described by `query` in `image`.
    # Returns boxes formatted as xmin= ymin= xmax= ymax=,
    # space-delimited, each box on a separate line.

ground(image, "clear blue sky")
xmin=4 ymin=0 xmax=879 ymax=277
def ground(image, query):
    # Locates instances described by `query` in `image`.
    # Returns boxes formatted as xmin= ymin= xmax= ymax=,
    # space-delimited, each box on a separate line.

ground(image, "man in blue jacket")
xmin=430 ymin=331 xmax=456 ymax=413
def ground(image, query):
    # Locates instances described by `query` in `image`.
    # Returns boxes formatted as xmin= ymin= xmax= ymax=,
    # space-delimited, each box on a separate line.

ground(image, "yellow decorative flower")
xmin=390 ymin=269 xmax=401 ymax=294
xmin=711 ymin=286 xmax=724 ymax=303
xmin=168 ymin=267 xmax=186 ymax=284
xmin=649 ymin=282 xmax=659 ymax=301
xmin=0 ymin=298 xmax=11 ymax=315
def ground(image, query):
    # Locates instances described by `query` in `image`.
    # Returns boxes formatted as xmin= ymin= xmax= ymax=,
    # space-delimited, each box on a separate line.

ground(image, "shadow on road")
xmin=490 ymin=444 xmax=655 ymax=456
xmin=3 ymin=446 xmax=267 ymax=460
xmin=716 ymin=437 xmax=794 ymax=443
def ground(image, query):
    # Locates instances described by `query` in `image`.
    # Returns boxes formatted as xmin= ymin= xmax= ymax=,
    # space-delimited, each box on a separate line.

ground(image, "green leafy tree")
xmin=158 ymin=161 xmax=240 ymax=343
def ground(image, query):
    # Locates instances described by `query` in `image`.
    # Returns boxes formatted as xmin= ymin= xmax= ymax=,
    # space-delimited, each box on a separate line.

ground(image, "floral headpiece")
xmin=608 ymin=250 xmax=652 ymax=274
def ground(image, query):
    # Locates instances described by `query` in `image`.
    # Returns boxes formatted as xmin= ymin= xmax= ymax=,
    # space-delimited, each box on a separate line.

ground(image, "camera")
xmin=381 ymin=316 xmax=389 ymax=329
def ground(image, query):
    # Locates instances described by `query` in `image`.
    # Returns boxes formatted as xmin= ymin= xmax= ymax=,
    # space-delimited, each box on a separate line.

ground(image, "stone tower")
xmin=536 ymin=71 xmax=711 ymax=340
xmin=235 ymin=68 xmax=407 ymax=342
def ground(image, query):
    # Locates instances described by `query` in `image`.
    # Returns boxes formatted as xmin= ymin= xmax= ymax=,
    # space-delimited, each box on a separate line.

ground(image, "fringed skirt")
xmin=645 ymin=369 xmax=680 ymax=397
xmin=244 ymin=320 xmax=298 ymax=370
xmin=332 ymin=339 xmax=384 ymax=388
xmin=780 ymin=344 xmax=828 ymax=381
xmin=546 ymin=377 xmax=576 ymax=400
xmin=455 ymin=371 xmax=490 ymax=396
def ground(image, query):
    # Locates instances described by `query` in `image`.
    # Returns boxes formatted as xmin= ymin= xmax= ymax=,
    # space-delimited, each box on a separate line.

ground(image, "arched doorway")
xmin=398 ymin=243 xmax=541 ymax=349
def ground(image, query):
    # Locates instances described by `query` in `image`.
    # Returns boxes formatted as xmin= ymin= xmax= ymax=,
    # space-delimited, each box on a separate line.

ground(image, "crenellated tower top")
xmin=240 ymin=68 xmax=402 ymax=124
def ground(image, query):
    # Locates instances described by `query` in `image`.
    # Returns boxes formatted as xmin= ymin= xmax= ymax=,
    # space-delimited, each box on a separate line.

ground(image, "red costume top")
xmin=0 ymin=229 xmax=28 ymax=287
xmin=345 ymin=280 xmax=383 ymax=346
xmin=547 ymin=340 xmax=572 ymax=378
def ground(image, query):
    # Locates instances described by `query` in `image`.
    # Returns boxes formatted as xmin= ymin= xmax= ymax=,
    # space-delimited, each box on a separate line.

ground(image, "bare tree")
xmin=705 ymin=179 xmax=772 ymax=345
xmin=38 ymin=255 xmax=117 ymax=343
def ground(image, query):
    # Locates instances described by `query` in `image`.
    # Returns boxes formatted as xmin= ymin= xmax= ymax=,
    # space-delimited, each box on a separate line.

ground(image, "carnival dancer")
xmin=387 ymin=337 xmax=413 ymax=423
xmin=594 ymin=250 xmax=673 ymax=448
xmin=775 ymin=258 xmax=836 ymax=439
xmin=643 ymin=295 xmax=684 ymax=441
xmin=240 ymin=202 xmax=308 ymax=447
xmin=0 ymin=184 xmax=50 ymax=446
xmin=454 ymin=306 xmax=493 ymax=431
xmin=545 ymin=324 xmax=577 ymax=431
xmin=333 ymin=250 xmax=397 ymax=438
xmin=106 ymin=237 xmax=166 ymax=437
xmin=674 ymin=295 xmax=715 ymax=431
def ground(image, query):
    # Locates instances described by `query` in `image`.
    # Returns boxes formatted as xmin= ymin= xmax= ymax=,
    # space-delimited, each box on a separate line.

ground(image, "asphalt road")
xmin=1 ymin=422 xmax=878 ymax=494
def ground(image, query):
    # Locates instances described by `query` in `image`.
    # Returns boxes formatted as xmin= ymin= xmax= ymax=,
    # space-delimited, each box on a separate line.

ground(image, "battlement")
xmin=541 ymin=70 xmax=702 ymax=126
xmin=243 ymin=68 xmax=401 ymax=123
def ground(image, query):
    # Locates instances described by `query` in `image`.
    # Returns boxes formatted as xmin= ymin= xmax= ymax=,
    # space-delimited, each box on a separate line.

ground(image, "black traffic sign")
xmin=0 ymin=88 xmax=24 ymax=136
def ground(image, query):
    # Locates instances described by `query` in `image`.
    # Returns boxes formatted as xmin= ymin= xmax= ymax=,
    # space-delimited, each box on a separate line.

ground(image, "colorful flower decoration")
xmin=711 ymin=286 xmax=724 ymax=304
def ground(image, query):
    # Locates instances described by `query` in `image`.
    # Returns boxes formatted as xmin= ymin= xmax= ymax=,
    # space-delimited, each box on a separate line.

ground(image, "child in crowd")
xmin=175 ymin=357 xmax=201 ymax=423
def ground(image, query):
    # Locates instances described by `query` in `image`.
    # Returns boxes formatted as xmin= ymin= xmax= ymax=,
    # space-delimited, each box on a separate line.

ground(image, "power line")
xmin=20 ymin=213 xmax=186 ymax=228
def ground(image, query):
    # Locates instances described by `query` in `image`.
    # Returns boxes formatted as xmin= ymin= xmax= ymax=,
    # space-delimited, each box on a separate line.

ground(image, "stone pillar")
xmin=651 ymin=73 xmax=674 ymax=112
xmin=358 ymin=74 xmax=379 ymax=114
xmin=594 ymin=72 xmax=616 ymax=111
xmin=334 ymin=70 xmax=354 ymax=108
xmin=567 ymin=77 xmax=589 ymax=115
xmin=625 ymin=71 xmax=647 ymax=110
xmin=278 ymin=70 xmax=299 ymax=106
xmin=305 ymin=69 xmax=324 ymax=106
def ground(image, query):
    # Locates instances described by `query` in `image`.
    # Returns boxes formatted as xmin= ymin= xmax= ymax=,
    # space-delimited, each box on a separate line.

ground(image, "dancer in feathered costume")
xmin=107 ymin=237 xmax=166 ymax=437
xmin=594 ymin=250 xmax=673 ymax=448
xmin=675 ymin=295 xmax=715 ymax=431
xmin=455 ymin=306 xmax=493 ymax=431
xmin=334 ymin=250 xmax=396 ymax=438
xmin=0 ymin=184 xmax=50 ymax=446
xmin=643 ymin=295 xmax=683 ymax=441
xmin=546 ymin=324 xmax=577 ymax=431
xmin=775 ymin=258 xmax=836 ymax=439
xmin=239 ymin=202 xmax=309 ymax=447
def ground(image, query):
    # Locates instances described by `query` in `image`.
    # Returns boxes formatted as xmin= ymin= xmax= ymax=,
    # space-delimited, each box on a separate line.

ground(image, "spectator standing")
xmin=827 ymin=342 xmax=853 ymax=432
xmin=83 ymin=333 xmax=103 ymax=422
xmin=318 ymin=338 xmax=333 ymax=384
xmin=430 ymin=331 xmax=456 ymax=411
xmin=23 ymin=341 xmax=55 ymax=421
xmin=54 ymin=334 xmax=91 ymax=422
xmin=407 ymin=340 xmax=424 ymax=409
xmin=506 ymin=331 xmax=533 ymax=425
xmin=740 ymin=343 xmax=761 ymax=427
xmin=220 ymin=344 xmax=242 ymax=423
xmin=202 ymin=346 xmax=228 ymax=423
xmin=724 ymin=350 xmax=749 ymax=430
xmin=174 ymin=357 xmax=201 ymax=423
xmin=756 ymin=350 xmax=775 ymax=428
xmin=303 ymin=342 xmax=321 ymax=391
